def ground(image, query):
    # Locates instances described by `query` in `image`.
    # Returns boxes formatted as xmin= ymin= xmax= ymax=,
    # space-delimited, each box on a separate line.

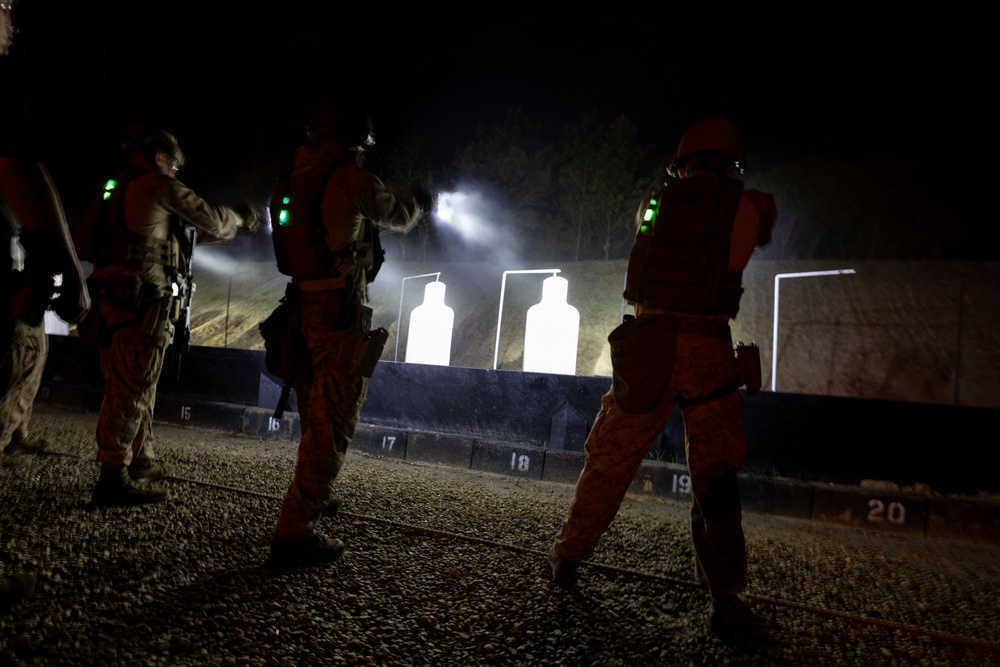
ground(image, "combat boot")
xmin=708 ymin=592 xmax=761 ymax=643
xmin=0 ymin=452 xmax=30 ymax=469
xmin=321 ymin=496 xmax=343 ymax=518
xmin=4 ymin=437 xmax=49 ymax=457
xmin=89 ymin=466 xmax=168 ymax=506
xmin=0 ymin=573 xmax=36 ymax=613
xmin=548 ymin=553 xmax=581 ymax=587
xmin=128 ymin=458 xmax=173 ymax=483
xmin=264 ymin=534 xmax=346 ymax=570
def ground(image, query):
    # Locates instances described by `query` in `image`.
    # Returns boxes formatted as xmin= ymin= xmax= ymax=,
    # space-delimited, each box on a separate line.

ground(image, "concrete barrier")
xmin=37 ymin=335 xmax=1000 ymax=544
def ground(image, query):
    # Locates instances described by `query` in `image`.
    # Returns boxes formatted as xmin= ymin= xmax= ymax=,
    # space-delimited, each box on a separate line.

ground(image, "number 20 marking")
xmin=867 ymin=499 xmax=906 ymax=525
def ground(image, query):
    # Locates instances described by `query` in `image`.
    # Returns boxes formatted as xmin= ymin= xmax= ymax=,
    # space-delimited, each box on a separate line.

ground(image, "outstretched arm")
xmin=158 ymin=177 xmax=255 ymax=244
xmin=365 ymin=174 xmax=425 ymax=235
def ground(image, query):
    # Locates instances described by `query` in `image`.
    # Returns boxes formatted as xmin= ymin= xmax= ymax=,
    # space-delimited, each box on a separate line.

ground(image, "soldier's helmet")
xmin=668 ymin=115 xmax=744 ymax=178
xmin=121 ymin=123 xmax=186 ymax=169
xmin=305 ymin=94 xmax=375 ymax=152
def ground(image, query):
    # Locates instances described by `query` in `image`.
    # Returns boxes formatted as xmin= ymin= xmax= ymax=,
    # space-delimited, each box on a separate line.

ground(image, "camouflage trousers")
xmin=552 ymin=327 xmax=749 ymax=595
xmin=274 ymin=294 xmax=369 ymax=540
xmin=95 ymin=300 xmax=172 ymax=468
xmin=0 ymin=319 xmax=47 ymax=449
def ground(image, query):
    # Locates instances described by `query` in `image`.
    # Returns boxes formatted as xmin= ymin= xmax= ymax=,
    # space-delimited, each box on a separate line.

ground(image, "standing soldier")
xmin=1 ymin=0 xmax=90 ymax=610
xmin=83 ymin=123 xmax=260 ymax=506
xmin=1 ymin=0 xmax=90 ymax=467
xmin=260 ymin=92 xmax=425 ymax=569
xmin=548 ymin=116 xmax=777 ymax=643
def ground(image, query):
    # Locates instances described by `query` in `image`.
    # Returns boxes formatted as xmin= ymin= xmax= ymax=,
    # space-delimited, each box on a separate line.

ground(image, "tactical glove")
xmin=236 ymin=202 xmax=263 ymax=235
xmin=409 ymin=181 xmax=436 ymax=216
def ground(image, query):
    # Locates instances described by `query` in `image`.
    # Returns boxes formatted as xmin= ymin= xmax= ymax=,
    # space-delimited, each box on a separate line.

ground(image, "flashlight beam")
xmin=493 ymin=269 xmax=561 ymax=371
xmin=771 ymin=269 xmax=856 ymax=392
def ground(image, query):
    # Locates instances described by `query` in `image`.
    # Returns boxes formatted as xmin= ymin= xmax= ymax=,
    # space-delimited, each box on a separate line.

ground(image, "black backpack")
xmin=71 ymin=176 xmax=133 ymax=266
xmin=271 ymin=161 xmax=384 ymax=284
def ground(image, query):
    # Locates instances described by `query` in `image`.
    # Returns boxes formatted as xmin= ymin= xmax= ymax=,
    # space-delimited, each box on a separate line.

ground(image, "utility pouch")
xmin=98 ymin=276 xmax=143 ymax=337
xmin=609 ymin=314 xmax=679 ymax=414
xmin=259 ymin=289 xmax=304 ymax=382
xmin=735 ymin=341 xmax=762 ymax=396
xmin=334 ymin=305 xmax=382 ymax=378
xmin=351 ymin=327 xmax=389 ymax=378
xmin=142 ymin=298 xmax=172 ymax=339
xmin=169 ymin=295 xmax=182 ymax=323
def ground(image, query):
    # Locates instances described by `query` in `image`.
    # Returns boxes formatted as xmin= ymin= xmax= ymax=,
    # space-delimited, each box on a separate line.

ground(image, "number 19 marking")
xmin=672 ymin=474 xmax=691 ymax=495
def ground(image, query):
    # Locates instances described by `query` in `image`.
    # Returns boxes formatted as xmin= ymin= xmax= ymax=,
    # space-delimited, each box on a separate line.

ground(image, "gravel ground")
xmin=1 ymin=405 xmax=998 ymax=667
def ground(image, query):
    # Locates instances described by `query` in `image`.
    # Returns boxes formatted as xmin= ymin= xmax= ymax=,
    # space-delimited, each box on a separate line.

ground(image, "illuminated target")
xmin=405 ymin=281 xmax=454 ymax=366
xmin=523 ymin=275 xmax=579 ymax=375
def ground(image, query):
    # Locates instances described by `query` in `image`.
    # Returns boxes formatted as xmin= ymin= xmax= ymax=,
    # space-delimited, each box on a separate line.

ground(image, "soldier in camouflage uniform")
xmin=1 ymin=0 xmax=89 ymax=610
xmin=549 ymin=116 xmax=777 ymax=643
xmin=1 ymin=2 xmax=90 ymax=468
xmin=85 ymin=124 xmax=259 ymax=506
xmin=262 ymin=93 xmax=425 ymax=569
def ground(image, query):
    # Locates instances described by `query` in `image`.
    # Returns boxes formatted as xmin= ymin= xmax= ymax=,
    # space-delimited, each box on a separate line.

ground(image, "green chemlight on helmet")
xmin=102 ymin=179 xmax=117 ymax=201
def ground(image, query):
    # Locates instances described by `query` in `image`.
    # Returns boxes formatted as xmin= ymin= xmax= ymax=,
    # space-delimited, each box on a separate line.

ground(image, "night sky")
xmin=10 ymin=3 xmax=996 ymax=227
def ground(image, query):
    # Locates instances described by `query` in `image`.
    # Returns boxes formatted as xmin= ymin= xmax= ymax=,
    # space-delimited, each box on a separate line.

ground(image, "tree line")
xmin=375 ymin=109 xmax=997 ymax=264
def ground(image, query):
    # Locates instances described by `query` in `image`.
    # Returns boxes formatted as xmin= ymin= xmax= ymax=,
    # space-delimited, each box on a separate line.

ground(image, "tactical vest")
xmin=270 ymin=159 xmax=383 ymax=284
xmin=624 ymin=173 xmax=745 ymax=318
xmin=72 ymin=172 xmax=184 ymax=278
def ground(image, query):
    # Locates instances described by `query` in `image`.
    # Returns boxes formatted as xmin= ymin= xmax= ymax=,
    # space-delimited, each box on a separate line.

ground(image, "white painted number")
xmin=510 ymin=453 xmax=531 ymax=472
xmin=268 ymin=417 xmax=281 ymax=432
xmin=180 ymin=405 xmax=192 ymax=421
xmin=672 ymin=474 xmax=691 ymax=495
xmin=382 ymin=436 xmax=396 ymax=451
xmin=867 ymin=499 xmax=906 ymax=526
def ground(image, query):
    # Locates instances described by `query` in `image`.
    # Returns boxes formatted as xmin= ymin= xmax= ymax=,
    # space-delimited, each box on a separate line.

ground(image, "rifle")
xmin=273 ymin=380 xmax=293 ymax=420
xmin=169 ymin=221 xmax=197 ymax=380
